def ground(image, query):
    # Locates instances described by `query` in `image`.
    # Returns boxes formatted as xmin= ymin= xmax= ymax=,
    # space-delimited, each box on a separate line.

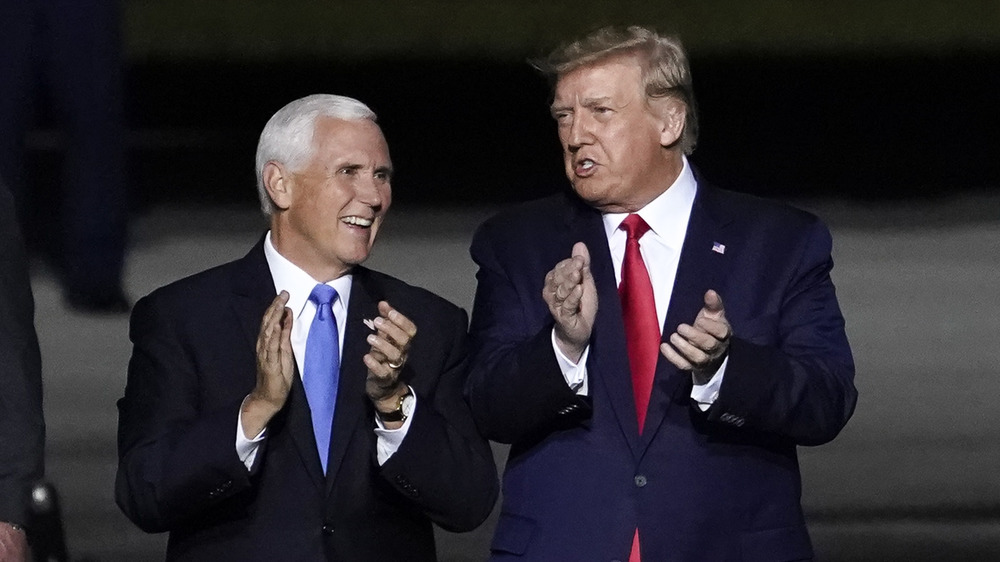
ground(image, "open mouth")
xmin=341 ymin=216 xmax=374 ymax=228
xmin=574 ymin=158 xmax=597 ymax=176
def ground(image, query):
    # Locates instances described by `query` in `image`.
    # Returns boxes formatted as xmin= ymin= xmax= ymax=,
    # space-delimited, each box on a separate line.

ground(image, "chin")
xmin=571 ymin=182 xmax=608 ymax=204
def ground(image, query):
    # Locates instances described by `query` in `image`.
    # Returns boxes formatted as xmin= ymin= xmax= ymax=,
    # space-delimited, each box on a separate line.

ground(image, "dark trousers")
xmin=0 ymin=0 xmax=127 ymax=295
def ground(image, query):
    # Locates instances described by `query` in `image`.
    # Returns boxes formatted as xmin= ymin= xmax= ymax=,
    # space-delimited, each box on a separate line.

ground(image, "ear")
xmin=262 ymin=161 xmax=292 ymax=211
xmin=653 ymin=97 xmax=687 ymax=148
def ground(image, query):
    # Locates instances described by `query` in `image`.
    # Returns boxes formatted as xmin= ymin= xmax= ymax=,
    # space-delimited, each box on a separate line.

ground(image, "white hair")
xmin=255 ymin=94 xmax=377 ymax=215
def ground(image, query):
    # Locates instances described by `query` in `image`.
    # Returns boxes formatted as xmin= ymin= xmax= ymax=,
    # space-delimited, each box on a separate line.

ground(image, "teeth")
xmin=342 ymin=216 xmax=373 ymax=227
xmin=580 ymin=159 xmax=595 ymax=169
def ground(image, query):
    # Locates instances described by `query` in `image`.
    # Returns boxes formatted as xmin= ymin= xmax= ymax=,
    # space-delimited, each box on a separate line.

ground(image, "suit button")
xmin=634 ymin=475 xmax=647 ymax=488
xmin=322 ymin=524 xmax=335 ymax=535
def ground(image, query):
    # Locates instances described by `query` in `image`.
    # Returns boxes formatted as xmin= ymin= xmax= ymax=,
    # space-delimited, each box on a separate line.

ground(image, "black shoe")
xmin=65 ymin=286 xmax=132 ymax=315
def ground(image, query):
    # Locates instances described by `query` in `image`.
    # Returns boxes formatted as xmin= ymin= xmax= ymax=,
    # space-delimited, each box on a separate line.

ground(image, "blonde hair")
xmin=536 ymin=26 xmax=698 ymax=154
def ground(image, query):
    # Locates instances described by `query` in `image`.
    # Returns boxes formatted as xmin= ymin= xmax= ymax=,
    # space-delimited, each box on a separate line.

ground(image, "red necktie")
xmin=619 ymin=214 xmax=660 ymax=434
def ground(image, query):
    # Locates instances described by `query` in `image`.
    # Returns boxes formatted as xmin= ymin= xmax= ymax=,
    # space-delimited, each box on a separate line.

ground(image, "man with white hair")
xmin=116 ymin=94 xmax=498 ymax=561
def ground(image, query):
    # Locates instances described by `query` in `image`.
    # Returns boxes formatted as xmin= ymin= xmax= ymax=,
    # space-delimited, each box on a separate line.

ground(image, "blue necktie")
xmin=304 ymin=284 xmax=340 ymax=474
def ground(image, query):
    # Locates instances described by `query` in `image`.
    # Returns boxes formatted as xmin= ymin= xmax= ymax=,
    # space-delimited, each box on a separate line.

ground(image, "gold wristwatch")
xmin=377 ymin=390 xmax=415 ymax=423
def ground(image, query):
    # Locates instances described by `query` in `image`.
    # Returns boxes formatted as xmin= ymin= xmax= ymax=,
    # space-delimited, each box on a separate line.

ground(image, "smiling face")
xmin=551 ymin=54 xmax=685 ymax=213
xmin=265 ymin=116 xmax=393 ymax=281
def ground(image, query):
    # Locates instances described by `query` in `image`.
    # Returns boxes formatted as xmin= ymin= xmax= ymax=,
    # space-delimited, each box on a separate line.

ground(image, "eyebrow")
xmin=550 ymin=96 xmax=614 ymax=114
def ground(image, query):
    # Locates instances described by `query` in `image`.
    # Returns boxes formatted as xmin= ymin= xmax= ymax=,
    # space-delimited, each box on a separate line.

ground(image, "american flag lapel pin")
xmin=712 ymin=241 xmax=726 ymax=255
xmin=363 ymin=318 xmax=376 ymax=331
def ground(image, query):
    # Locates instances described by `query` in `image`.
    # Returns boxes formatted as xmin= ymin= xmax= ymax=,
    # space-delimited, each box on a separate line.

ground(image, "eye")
xmin=339 ymin=166 xmax=360 ymax=176
xmin=374 ymin=170 xmax=392 ymax=182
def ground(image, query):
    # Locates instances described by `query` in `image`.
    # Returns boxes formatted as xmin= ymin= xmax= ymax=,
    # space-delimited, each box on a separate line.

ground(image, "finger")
xmin=669 ymin=332 xmax=711 ymax=366
xmin=571 ymin=242 xmax=591 ymax=267
xmin=364 ymin=353 xmax=399 ymax=385
xmin=377 ymin=302 xmax=418 ymax=339
xmin=367 ymin=333 xmax=404 ymax=365
xmin=374 ymin=313 xmax=413 ymax=349
xmin=660 ymin=342 xmax=694 ymax=371
xmin=256 ymin=293 xmax=286 ymax=350
xmin=692 ymin=315 xmax=730 ymax=341
xmin=675 ymin=323 xmax=721 ymax=353
xmin=553 ymin=261 xmax=582 ymax=290
xmin=573 ymin=242 xmax=594 ymax=286
xmin=561 ymin=283 xmax=583 ymax=314
xmin=264 ymin=308 xmax=288 ymax=366
xmin=703 ymin=290 xmax=725 ymax=314
xmin=278 ymin=307 xmax=294 ymax=374
xmin=259 ymin=299 xmax=284 ymax=353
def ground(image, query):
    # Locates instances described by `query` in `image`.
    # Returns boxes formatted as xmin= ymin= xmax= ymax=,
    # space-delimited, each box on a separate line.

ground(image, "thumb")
xmin=571 ymin=241 xmax=591 ymax=266
xmin=572 ymin=242 xmax=595 ymax=284
xmin=703 ymin=289 xmax=724 ymax=313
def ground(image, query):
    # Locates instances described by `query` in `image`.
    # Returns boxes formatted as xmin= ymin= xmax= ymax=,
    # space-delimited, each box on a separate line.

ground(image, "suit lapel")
xmin=565 ymin=199 xmax=645 ymax=458
xmin=639 ymin=185 xmax=734 ymax=452
xmin=230 ymin=238 xmax=326 ymax=490
xmin=231 ymin=238 xmax=278 ymax=355
xmin=324 ymin=267 xmax=380 ymax=495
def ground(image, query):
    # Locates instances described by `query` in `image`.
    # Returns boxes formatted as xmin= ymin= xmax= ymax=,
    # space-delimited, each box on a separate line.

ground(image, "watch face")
xmin=401 ymin=394 xmax=415 ymax=418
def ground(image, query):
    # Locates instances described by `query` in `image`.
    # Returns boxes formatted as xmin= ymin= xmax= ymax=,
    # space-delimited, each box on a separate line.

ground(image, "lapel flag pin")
xmin=363 ymin=318 xmax=376 ymax=331
xmin=712 ymin=242 xmax=726 ymax=254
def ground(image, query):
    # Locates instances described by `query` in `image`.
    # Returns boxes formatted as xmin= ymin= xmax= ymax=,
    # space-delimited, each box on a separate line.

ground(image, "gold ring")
xmin=387 ymin=359 xmax=404 ymax=369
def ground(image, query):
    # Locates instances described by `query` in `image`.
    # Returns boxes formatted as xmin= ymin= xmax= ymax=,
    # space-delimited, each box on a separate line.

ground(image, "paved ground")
xmin=31 ymin=197 xmax=1000 ymax=561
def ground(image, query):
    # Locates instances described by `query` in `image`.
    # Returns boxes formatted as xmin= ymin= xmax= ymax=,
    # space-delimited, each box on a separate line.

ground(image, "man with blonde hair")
xmin=467 ymin=26 xmax=856 ymax=561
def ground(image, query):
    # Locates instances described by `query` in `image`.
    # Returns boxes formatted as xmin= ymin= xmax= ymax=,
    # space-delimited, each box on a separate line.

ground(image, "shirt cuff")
xmin=551 ymin=329 xmax=589 ymax=395
xmin=691 ymin=355 xmax=728 ymax=412
xmin=236 ymin=397 xmax=267 ymax=470
xmin=374 ymin=387 xmax=416 ymax=465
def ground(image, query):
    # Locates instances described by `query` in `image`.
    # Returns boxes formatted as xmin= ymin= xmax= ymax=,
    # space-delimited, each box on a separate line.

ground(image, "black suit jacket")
xmin=0 ymin=180 xmax=44 ymax=528
xmin=466 ymin=184 xmax=857 ymax=561
xmin=116 ymin=239 xmax=498 ymax=561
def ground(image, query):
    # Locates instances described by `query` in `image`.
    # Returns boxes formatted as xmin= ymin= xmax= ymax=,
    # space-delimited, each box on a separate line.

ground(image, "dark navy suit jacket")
xmin=116 ymin=240 xmax=498 ymax=561
xmin=466 ymin=183 xmax=857 ymax=561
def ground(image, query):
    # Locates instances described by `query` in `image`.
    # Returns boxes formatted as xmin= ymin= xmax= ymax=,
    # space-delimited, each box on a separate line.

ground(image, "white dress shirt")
xmin=236 ymin=231 xmax=413 ymax=469
xmin=554 ymin=156 xmax=726 ymax=410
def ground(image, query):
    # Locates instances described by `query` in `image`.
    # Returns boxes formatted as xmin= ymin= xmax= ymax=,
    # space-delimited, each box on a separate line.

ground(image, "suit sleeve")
xmin=464 ymin=223 xmax=590 ymax=445
xmin=707 ymin=219 xmax=857 ymax=446
xmin=377 ymin=306 xmax=499 ymax=532
xmin=115 ymin=296 xmax=254 ymax=533
xmin=0 ymin=184 xmax=45 ymax=528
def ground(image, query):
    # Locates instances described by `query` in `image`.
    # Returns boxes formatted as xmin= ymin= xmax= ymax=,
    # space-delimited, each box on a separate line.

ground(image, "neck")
xmin=270 ymin=222 xmax=352 ymax=283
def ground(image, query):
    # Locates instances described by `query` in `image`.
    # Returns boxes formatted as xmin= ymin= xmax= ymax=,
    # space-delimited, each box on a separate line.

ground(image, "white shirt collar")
xmin=263 ymin=231 xmax=353 ymax=318
xmin=602 ymin=155 xmax=698 ymax=247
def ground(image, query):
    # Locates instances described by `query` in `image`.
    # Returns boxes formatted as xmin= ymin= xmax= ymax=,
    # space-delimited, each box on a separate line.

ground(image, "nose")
xmin=357 ymin=173 xmax=387 ymax=211
xmin=566 ymin=113 xmax=590 ymax=153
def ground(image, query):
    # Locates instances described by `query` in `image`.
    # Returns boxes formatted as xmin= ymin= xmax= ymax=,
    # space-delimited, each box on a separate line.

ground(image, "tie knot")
xmin=309 ymin=283 xmax=338 ymax=307
xmin=620 ymin=214 xmax=651 ymax=241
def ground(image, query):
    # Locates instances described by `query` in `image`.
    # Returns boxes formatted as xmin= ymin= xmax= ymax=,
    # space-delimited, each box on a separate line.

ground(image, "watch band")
xmin=377 ymin=391 xmax=412 ymax=423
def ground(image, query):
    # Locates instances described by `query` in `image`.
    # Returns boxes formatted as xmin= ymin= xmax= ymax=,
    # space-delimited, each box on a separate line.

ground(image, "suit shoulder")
xmin=702 ymin=185 xmax=826 ymax=232
xmin=473 ymin=192 xmax=577 ymax=245
xmin=360 ymin=268 xmax=465 ymax=321
xmin=135 ymin=257 xmax=245 ymax=313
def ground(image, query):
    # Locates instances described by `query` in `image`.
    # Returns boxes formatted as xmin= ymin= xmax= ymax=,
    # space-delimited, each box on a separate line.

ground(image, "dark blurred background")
xmin=16 ymin=2 xmax=1000 ymax=561
xmin=25 ymin=0 xmax=1000 ymax=210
